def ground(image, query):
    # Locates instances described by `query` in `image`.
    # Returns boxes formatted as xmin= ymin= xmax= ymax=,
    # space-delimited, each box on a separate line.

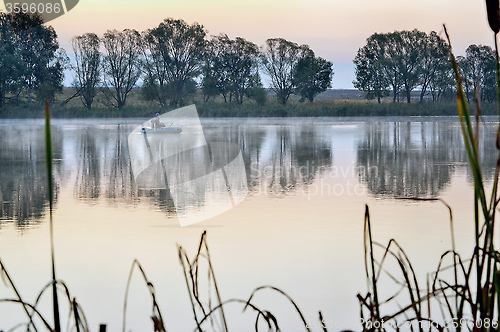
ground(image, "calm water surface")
xmin=0 ymin=116 xmax=497 ymax=331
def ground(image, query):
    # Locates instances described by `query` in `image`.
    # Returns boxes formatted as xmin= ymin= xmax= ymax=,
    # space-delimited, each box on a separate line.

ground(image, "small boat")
xmin=141 ymin=126 xmax=182 ymax=134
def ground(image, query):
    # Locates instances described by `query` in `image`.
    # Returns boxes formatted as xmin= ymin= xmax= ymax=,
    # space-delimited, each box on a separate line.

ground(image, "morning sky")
xmin=4 ymin=0 xmax=493 ymax=89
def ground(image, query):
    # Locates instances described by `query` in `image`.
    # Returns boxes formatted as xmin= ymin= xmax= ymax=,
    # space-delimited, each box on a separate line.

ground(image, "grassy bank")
xmin=1 ymin=98 xmax=498 ymax=119
xmin=0 ymin=88 xmax=498 ymax=118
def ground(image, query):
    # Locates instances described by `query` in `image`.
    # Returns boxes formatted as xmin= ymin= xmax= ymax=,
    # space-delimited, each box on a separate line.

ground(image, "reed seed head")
xmin=486 ymin=0 xmax=500 ymax=33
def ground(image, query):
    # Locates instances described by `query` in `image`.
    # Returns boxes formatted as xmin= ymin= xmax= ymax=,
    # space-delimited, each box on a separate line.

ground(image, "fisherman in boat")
xmin=151 ymin=112 xmax=166 ymax=129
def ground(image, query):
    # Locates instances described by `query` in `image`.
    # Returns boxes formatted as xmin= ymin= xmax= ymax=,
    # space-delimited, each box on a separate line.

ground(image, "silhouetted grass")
xmin=123 ymin=259 xmax=166 ymax=332
xmin=177 ymin=230 xmax=322 ymax=332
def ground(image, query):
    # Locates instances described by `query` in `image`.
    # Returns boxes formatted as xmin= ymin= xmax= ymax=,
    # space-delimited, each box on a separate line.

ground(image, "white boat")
xmin=141 ymin=126 xmax=182 ymax=134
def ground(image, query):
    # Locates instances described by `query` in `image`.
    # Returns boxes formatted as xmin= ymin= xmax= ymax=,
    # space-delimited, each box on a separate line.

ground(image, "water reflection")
xmin=0 ymin=123 xmax=61 ymax=227
xmin=74 ymin=128 xmax=102 ymax=201
xmin=235 ymin=125 xmax=332 ymax=195
xmin=475 ymin=123 xmax=500 ymax=182
xmin=1 ymin=118 xmax=498 ymax=227
xmin=356 ymin=120 xmax=497 ymax=198
xmin=106 ymin=125 xmax=137 ymax=202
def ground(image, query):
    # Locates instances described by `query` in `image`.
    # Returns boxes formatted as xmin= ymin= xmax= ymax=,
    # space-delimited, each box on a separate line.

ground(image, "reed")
xmin=122 ymin=259 xmax=167 ymax=332
xmin=177 ymin=230 xmax=323 ymax=332
xmin=444 ymin=20 xmax=500 ymax=329
xmin=45 ymin=99 xmax=62 ymax=332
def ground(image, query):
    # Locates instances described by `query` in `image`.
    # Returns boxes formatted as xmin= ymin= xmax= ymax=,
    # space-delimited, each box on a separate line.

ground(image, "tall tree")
xmin=391 ymin=30 xmax=425 ymax=103
xmin=261 ymin=38 xmax=313 ymax=105
xmin=0 ymin=12 xmax=22 ymax=108
xmin=35 ymin=48 xmax=68 ymax=102
xmin=294 ymin=54 xmax=333 ymax=102
xmin=140 ymin=30 xmax=169 ymax=107
xmin=203 ymin=34 xmax=234 ymax=103
xmin=428 ymin=60 xmax=454 ymax=102
xmin=101 ymin=29 xmax=142 ymax=109
xmin=353 ymin=33 xmax=390 ymax=103
xmin=142 ymin=18 xmax=206 ymax=107
xmin=203 ymin=34 xmax=261 ymax=103
xmin=354 ymin=30 xmax=449 ymax=103
xmin=461 ymin=44 xmax=496 ymax=103
xmin=71 ymin=33 xmax=101 ymax=109
xmin=377 ymin=33 xmax=403 ymax=103
xmin=417 ymin=31 xmax=449 ymax=102
xmin=8 ymin=12 xmax=62 ymax=104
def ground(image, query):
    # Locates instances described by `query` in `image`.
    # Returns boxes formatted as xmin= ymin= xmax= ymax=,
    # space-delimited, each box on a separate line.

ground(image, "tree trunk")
xmin=0 ymin=83 xmax=4 ymax=108
xmin=277 ymin=91 xmax=286 ymax=105
xmin=419 ymin=89 xmax=425 ymax=103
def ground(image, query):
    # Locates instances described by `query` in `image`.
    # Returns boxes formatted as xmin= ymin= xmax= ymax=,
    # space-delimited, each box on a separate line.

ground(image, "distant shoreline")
xmin=0 ymin=89 xmax=496 ymax=119
xmin=0 ymin=101 xmax=495 ymax=119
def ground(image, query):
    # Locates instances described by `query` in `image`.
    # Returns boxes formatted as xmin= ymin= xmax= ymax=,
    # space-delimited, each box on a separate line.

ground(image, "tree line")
xmin=70 ymin=18 xmax=334 ymax=109
xmin=353 ymin=29 xmax=497 ymax=103
xmin=1 ymin=14 xmax=496 ymax=111
xmin=0 ymin=15 xmax=334 ymax=110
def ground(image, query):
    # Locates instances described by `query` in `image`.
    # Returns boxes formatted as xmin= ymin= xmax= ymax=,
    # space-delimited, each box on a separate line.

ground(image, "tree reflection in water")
xmin=0 ymin=120 xmax=334 ymax=227
xmin=356 ymin=120 xmax=497 ymax=198
xmin=0 ymin=124 xmax=61 ymax=227
xmin=73 ymin=124 xmax=176 ymax=214
xmin=74 ymin=127 xmax=102 ymax=201
xmin=7 ymin=118 xmax=498 ymax=226
xmin=203 ymin=123 xmax=332 ymax=196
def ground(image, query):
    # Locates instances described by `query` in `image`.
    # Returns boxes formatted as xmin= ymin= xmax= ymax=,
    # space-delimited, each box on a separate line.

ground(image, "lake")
xmin=0 ymin=116 xmax=497 ymax=331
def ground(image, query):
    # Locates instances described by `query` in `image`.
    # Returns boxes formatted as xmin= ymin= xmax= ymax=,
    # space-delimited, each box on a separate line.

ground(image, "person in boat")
xmin=151 ymin=112 xmax=166 ymax=129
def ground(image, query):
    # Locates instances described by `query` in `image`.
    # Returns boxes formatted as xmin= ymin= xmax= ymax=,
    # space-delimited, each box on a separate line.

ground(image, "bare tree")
xmin=71 ymin=33 xmax=101 ymax=109
xmin=101 ymin=29 xmax=142 ymax=109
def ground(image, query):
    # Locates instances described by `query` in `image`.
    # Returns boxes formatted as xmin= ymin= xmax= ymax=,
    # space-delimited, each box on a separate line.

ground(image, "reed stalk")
xmin=45 ymin=100 xmax=61 ymax=332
